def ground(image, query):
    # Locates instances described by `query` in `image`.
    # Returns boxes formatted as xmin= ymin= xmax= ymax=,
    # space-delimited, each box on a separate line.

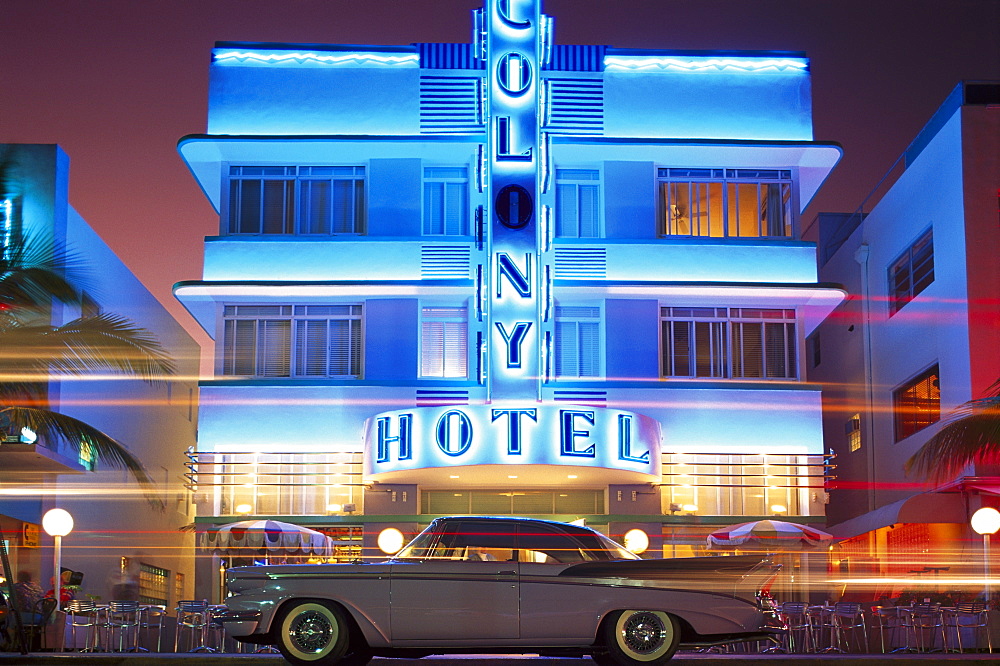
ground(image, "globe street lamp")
xmin=41 ymin=508 xmax=74 ymax=611
xmin=970 ymin=506 xmax=1000 ymax=604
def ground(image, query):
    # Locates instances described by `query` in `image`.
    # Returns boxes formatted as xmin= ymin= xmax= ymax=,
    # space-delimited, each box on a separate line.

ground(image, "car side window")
xmin=428 ymin=521 xmax=517 ymax=562
xmin=517 ymin=523 xmax=589 ymax=563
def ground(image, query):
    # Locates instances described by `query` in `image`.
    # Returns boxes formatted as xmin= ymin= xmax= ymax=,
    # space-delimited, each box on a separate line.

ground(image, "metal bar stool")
xmin=174 ymin=600 xmax=215 ymax=653
xmin=831 ymin=602 xmax=868 ymax=653
xmin=944 ymin=602 xmax=991 ymax=653
xmin=63 ymin=601 xmax=102 ymax=652
xmin=138 ymin=604 xmax=166 ymax=652
xmin=806 ymin=604 xmax=837 ymax=652
xmin=907 ymin=603 xmax=947 ymax=652
xmin=872 ymin=605 xmax=905 ymax=653
xmin=776 ymin=601 xmax=814 ymax=653
xmin=106 ymin=601 xmax=144 ymax=652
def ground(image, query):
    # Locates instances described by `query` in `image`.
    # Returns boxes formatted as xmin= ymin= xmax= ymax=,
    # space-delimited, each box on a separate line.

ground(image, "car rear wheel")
xmin=601 ymin=609 xmax=680 ymax=665
xmin=276 ymin=600 xmax=350 ymax=665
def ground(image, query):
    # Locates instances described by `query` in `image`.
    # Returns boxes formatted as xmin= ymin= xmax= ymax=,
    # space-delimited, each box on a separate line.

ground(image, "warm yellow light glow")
xmin=235 ymin=504 xmax=253 ymax=514
xmin=567 ymin=475 xmax=578 ymax=479
xmin=623 ymin=529 xmax=649 ymax=554
xmin=378 ymin=528 xmax=405 ymax=555
xmin=771 ymin=504 xmax=787 ymax=514
xmin=42 ymin=508 xmax=74 ymax=537
xmin=972 ymin=507 xmax=1000 ymax=535
xmin=681 ymin=504 xmax=698 ymax=512
xmin=326 ymin=504 xmax=342 ymax=513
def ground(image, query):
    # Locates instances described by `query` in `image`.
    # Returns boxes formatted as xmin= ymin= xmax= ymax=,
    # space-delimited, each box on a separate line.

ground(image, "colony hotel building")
xmin=177 ymin=0 xmax=845 ymax=578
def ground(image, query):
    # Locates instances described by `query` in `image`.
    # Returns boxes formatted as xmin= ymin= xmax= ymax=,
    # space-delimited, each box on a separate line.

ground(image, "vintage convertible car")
xmin=218 ymin=516 xmax=782 ymax=665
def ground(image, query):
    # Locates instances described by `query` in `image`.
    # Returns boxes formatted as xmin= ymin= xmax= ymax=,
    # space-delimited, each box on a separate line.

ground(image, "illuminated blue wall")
xmin=604 ymin=54 xmax=812 ymax=141
xmin=207 ymin=47 xmax=421 ymax=135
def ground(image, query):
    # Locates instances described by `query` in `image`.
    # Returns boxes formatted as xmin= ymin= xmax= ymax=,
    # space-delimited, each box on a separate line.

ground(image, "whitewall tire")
xmin=602 ymin=609 xmax=680 ymax=665
xmin=276 ymin=600 xmax=349 ymax=665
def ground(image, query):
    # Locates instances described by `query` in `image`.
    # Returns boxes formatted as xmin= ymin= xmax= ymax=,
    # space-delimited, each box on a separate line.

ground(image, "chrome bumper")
xmin=213 ymin=609 xmax=262 ymax=638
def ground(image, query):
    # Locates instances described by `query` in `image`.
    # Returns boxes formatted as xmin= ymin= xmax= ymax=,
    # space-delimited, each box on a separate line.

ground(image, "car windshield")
xmin=392 ymin=520 xmax=640 ymax=562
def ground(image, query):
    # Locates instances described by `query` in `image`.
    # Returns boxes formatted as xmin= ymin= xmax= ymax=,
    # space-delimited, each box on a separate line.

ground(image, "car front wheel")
xmin=601 ymin=609 xmax=680 ymax=665
xmin=276 ymin=600 xmax=350 ymax=665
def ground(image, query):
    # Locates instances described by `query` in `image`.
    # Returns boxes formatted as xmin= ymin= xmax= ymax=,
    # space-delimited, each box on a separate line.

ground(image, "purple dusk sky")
xmin=2 ymin=0 xmax=997 ymax=358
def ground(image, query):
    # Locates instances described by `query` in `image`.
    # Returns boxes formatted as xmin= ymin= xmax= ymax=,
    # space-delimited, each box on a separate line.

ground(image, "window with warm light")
xmin=893 ymin=364 xmax=940 ymax=441
xmin=847 ymin=413 xmax=862 ymax=452
xmin=658 ymin=168 xmax=793 ymax=238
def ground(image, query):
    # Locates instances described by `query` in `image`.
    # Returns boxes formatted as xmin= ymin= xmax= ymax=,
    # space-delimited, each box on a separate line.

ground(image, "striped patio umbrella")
xmin=707 ymin=519 xmax=833 ymax=550
xmin=201 ymin=519 xmax=333 ymax=558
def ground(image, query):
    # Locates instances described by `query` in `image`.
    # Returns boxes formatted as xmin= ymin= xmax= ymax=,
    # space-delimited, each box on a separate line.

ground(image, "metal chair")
xmin=63 ymin=600 xmax=102 ymax=652
xmin=944 ymin=602 xmax=991 ymax=653
xmin=905 ymin=603 xmax=947 ymax=652
xmin=872 ymin=605 xmax=906 ymax=653
xmin=24 ymin=597 xmax=57 ymax=651
xmin=138 ymin=604 xmax=166 ymax=652
xmin=106 ymin=600 xmax=144 ymax=652
xmin=830 ymin=602 xmax=868 ymax=653
xmin=174 ymin=600 xmax=215 ymax=653
xmin=775 ymin=601 xmax=814 ymax=653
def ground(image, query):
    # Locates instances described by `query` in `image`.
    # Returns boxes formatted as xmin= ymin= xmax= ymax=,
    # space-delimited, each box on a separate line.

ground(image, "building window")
xmin=422 ymin=489 xmax=604 ymax=515
xmin=893 ymin=364 xmax=940 ymax=441
xmin=138 ymin=563 xmax=169 ymax=606
xmin=888 ymin=230 xmax=933 ymax=315
xmin=660 ymin=307 xmax=797 ymax=380
xmin=658 ymin=168 xmax=793 ymax=238
xmin=807 ymin=331 xmax=821 ymax=368
xmin=78 ymin=441 xmax=96 ymax=471
xmin=554 ymin=306 xmax=601 ymax=378
xmin=222 ymin=305 xmax=362 ymax=378
xmin=423 ymin=167 xmax=469 ymax=235
xmin=173 ymin=572 xmax=184 ymax=605
xmin=421 ymin=306 xmax=468 ymax=378
xmin=846 ymin=413 xmax=862 ymax=452
xmin=555 ymin=169 xmax=601 ymax=238
xmin=226 ymin=166 xmax=365 ymax=235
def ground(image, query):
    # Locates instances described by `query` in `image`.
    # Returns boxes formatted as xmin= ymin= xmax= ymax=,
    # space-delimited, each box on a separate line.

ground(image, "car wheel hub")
xmin=290 ymin=611 xmax=333 ymax=653
xmin=622 ymin=612 xmax=666 ymax=654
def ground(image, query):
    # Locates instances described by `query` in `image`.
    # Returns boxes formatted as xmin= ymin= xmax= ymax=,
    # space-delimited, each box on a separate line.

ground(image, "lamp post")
xmin=970 ymin=506 xmax=1000 ymax=604
xmin=41 ymin=508 xmax=74 ymax=611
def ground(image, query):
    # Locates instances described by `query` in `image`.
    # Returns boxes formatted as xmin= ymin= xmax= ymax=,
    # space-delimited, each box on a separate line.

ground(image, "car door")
xmin=389 ymin=519 xmax=519 ymax=642
xmin=518 ymin=522 xmax=604 ymax=641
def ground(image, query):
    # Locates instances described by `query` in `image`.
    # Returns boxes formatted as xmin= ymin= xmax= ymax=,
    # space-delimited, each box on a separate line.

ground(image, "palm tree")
xmin=1 ymin=152 xmax=176 ymax=492
xmin=904 ymin=379 xmax=1000 ymax=483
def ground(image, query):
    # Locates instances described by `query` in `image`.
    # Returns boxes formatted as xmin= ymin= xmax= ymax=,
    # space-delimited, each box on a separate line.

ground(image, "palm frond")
xmin=1 ymin=406 xmax=164 ymax=510
xmin=0 ymin=313 xmax=176 ymax=381
xmin=0 ymin=232 xmax=87 ymax=307
xmin=905 ymin=380 xmax=1000 ymax=482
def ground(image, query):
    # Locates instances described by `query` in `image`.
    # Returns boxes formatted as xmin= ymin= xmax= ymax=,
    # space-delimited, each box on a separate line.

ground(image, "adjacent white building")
xmin=0 ymin=144 xmax=201 ymax=607
xmin=809 ymin=81 xmax=1000 ymax=588
xmin=177 ymin=0 xmax=845 ymax=598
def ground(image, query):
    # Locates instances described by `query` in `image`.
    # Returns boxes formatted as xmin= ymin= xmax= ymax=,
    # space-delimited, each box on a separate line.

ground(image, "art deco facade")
xmin=177 ymin=0 xmax=844 ymax=595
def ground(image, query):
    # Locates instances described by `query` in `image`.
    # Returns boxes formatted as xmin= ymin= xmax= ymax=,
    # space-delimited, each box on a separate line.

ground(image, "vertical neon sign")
xmin=487 ymin=0 xmax=542 ymax=402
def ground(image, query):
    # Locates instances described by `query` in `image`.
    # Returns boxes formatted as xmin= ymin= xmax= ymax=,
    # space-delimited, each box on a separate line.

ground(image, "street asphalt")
xmin=0 ymin=653 xmax=999 ymax=665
